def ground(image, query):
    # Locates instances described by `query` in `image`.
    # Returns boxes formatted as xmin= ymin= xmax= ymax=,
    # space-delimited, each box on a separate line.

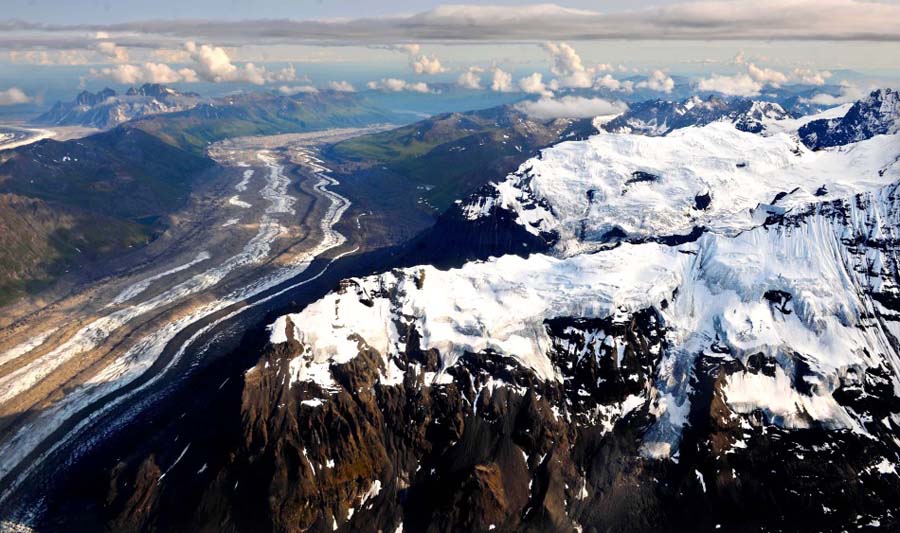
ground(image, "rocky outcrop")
xmin=800 ymin=88 xmax=899 ymax=149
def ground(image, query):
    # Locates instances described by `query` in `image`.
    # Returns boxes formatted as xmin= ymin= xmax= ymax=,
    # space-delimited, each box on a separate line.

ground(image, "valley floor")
xmin=0 ymin=125 xmax=398 ymax=526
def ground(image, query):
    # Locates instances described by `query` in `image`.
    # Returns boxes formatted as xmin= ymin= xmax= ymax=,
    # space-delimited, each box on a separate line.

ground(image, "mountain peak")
xmin=800 ymin=87 xmax=899 ymax=149
xmin=125 ymin=83 xmax=181 ymax=99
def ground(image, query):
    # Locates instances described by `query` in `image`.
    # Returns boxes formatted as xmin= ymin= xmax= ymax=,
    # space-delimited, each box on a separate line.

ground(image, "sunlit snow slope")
xmin=268 ymin=89 xmax=900 ymax=467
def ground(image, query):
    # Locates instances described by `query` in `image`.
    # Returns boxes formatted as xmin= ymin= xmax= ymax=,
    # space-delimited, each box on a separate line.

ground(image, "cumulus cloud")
xmin=542 ymin=41 xmax=597 ymax=89
xmin=90 ymin=63 xmax=198 ymax=84
xmin=747 ymin=63 xmax=789 ymax=87
xmin=186 ymin=41 xmax=246 ymax=82
xmin=327 ymin=80 xmax=356 ymax=92
xmin=457 ymin=66 xmax=484 ymax=90
xmin=595 ymin=74 xmax=634 ymax=93
xmin=379 ymin=42 xmax=447 ymax=75
xmin=697 ymin=73 xmax=762 ymax=96
xmin=490 ymin=67 xmax=514 ymax=92
xmin=95 ymin=40 xmax=129 ymax=63
xmin=183 ymin=42 xmax=297 ymax=85
xmin=278 ymin=85 xmax=318 ymax=95
xmin=367 ymin=78 xmax=431 ymax=93
xmin=792 ymin=68 xmax=833 ymax=85
xmin=0 ymin=87 xmax=32 ymax=106
xmin=514 ymin=96 xmax=627 ymax=120
xmin=543 ymin=41 xmax=584 ymax=77
xmin=410 ymin=53 xmax=447 ymax=75
xmin=636 ymin=70 xmax=675 ymax=93
xmin=518 ymin=72 xmax=553 ymax=97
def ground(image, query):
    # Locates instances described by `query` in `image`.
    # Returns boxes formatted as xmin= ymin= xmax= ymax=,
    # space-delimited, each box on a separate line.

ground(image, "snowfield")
xmin=271 ymin=100 xmax=900 ymax=459
xmin=494 ymin=121 xmax=900 ymax=256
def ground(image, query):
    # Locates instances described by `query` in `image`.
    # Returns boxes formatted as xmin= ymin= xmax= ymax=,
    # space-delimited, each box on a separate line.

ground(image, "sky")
xmin=0 ymin=1 xmax=899 ymax=112
xmin=3 ymin=1 xmax=682 ymax=24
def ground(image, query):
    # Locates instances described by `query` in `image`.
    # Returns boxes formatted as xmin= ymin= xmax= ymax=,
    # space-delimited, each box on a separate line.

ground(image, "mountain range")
xmin=4 ymin=86 xmax=900 ymax=531
xmin=46 ymin=88 xmax=900 ymax=531
xmin=33 ymin=84 xmax=204 ymax=129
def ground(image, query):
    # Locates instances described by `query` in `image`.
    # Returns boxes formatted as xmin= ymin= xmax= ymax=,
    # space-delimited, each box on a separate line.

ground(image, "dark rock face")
xmin=398 ymin=182 xmax=557 ymax=269
xmin=91 ymin=301 xmax=674 ymax=532
xmin=799 ymin=88 xmax=899 ymax=149
xmin=88 ymin=282 xmax=900 ymax=532
xmin=602 ymin=96 xmax=790 ymax=137
xmin=73 ymin=87 xmax=116 ymax=107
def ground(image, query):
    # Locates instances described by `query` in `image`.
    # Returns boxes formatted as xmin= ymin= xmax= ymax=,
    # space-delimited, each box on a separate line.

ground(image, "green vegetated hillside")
xmin=0 ymin=194 xmax=148 ymax=305
xmin=328 ymin=105 xmax=596 ymax=212
xmin=0 ymin=127 xmax=213 ymax=220
xmin=0 ymin=126 xmax=212 ymax=305
xmin=133 ymin=91 xmax=399 ymax=155
xmin=0 ymin=88 xmax=397 ymax=305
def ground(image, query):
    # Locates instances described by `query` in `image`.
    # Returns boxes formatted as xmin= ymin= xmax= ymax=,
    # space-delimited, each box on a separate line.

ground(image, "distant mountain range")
xmin=33 ymin=84 xmax=204 ymax=129
xmin=602 ymin=94 xmax=790 ymax=136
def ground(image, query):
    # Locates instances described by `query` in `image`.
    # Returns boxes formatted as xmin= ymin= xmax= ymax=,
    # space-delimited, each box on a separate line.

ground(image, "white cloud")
xmin=747 ymin=63 xmax=789 ymax=87
xmin=327 ymin=80 xmax=356 ymax=92
xmin=595 ymin=74 xmax=634 ymax=93
xmin=367 ymin=78 xmax=431 ymax=93
xmin=379 ymin=42 xmax=446 ymax=75
xmin=490 ymin=67 xmax=513 ymax=92
xmin=457 ymin=66 xmax=484 ymax=90
xmin=792 ymin=68 xmax=833 ymax=85
xmin=90 ymin=63 xmax=198 ymax=85
xmin=697 ymin=73 xmax=763 ymax=96
xmin=802 ymin=82 xmax=867 ymax=105
xmin=278 ymin=85 xmax=318 ymax=95
xmin=0 ymin=87 xmax=31 ymax=106
xmin=410 ymin=53 xmax=447 ymax=75
xmin=698 ymin=61 xmax=833 ymax=97
xmin=272 ymin=64 xmax=298 ymax=82
xmin=542 ymin=41 xmax=596 ymax=89
xmin=95 ymin=40 xmax=129 ymax=63
xmin=518 ymin=72 xmax=553 ymax=97
xmin=543 ymin=41 xmax=584 ymax=77
xmin=515 ymin=96 xmax=627 ymax=120
xmin=185 ymin=41 xmax=240 ymax=82
xmin=184 ymin=41 xmax=295 ymax=85
xmin=636 ymin=70 xmax=675 ymax=93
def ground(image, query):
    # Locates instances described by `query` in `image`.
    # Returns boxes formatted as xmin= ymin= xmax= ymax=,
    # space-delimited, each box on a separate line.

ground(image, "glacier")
xmin=268 ymin=95 xmax=900 ymax=462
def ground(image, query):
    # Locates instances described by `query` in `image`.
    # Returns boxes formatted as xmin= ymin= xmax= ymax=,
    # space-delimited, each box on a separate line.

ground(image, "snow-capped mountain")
xmin=33 ymin=84 xmax=203 ymax=129
xmin=800 ymin=88 xmax=900 ymax=149
xmin=601 ymin=95 xmax=790 ymax=136
xmin=246 ymin=92 xmax=900 ymax=530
